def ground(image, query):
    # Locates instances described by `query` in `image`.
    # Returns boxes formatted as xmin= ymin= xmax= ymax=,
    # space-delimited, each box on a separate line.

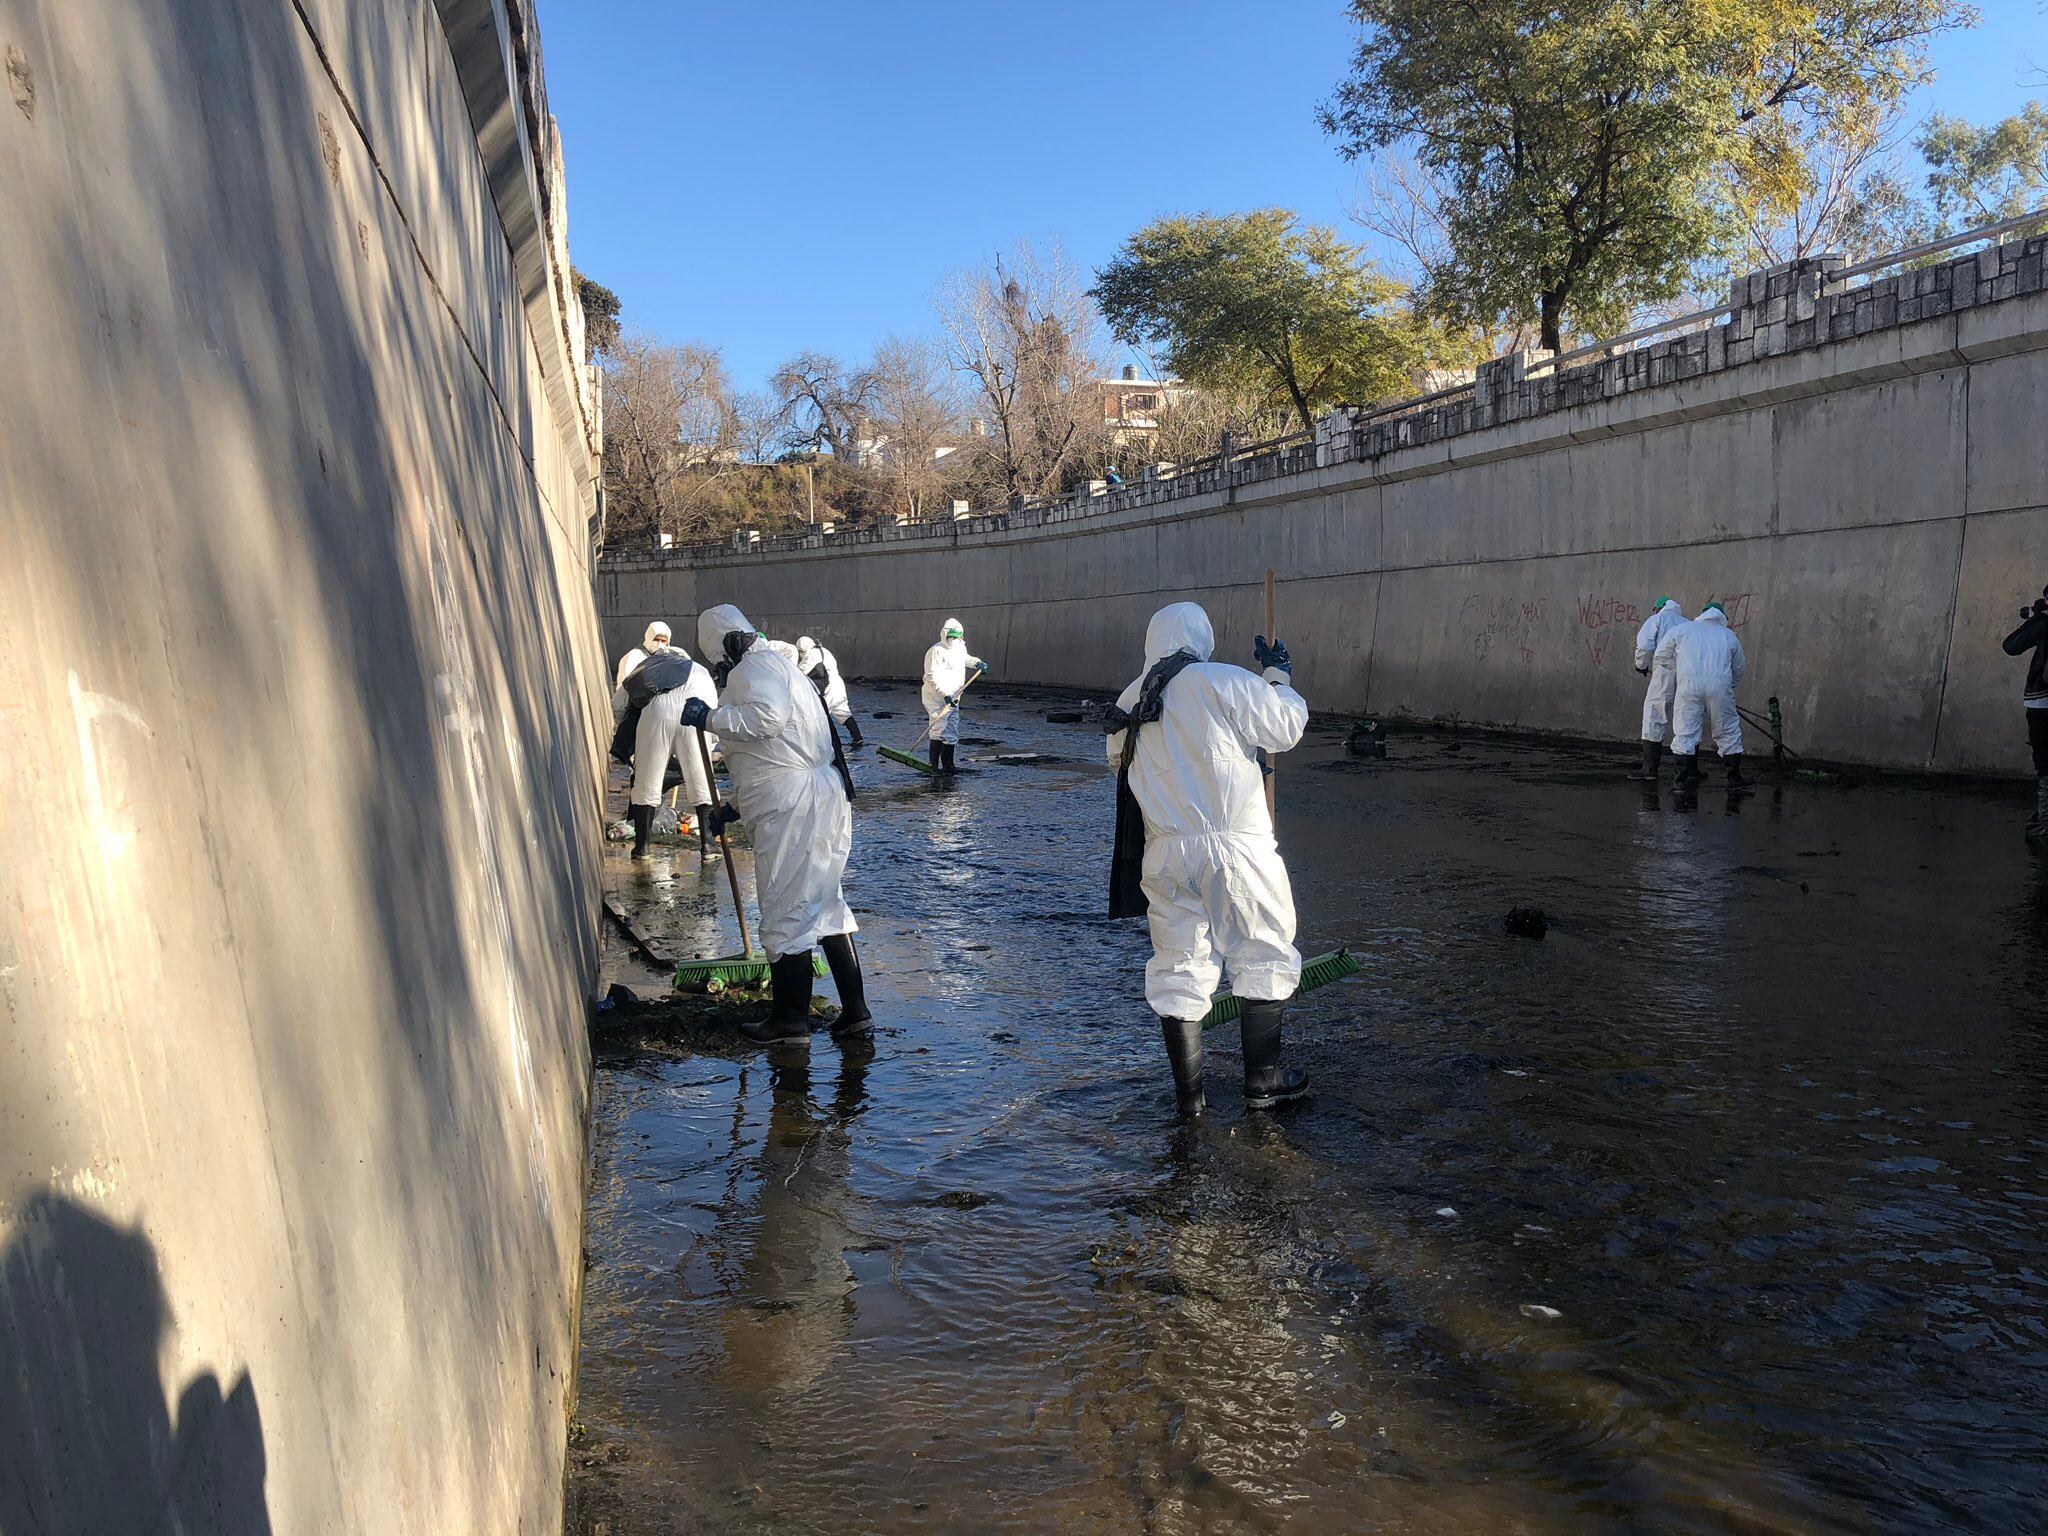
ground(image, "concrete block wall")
xmin=0 ymin=1 xmax=605 ymax=1531
xmin=603 ymin=269 xmax=2048 ymax=777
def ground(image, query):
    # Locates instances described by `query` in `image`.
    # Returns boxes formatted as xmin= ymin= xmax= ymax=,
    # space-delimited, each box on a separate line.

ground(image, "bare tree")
xmin=1350 ymin=152 xmax=1538 ymax=360
xmin=867 ymin=336 xmax=961 ymax=519
xmin=769 ymin=351 xmax=876 ymax=462
xmin=1724 ymin=108 xmax=1927 ymax=267
xmin=727 ymin=390 xmax=784 ymax=464
xmin=599 ymin=334 xmax=742 ymax=549
xmin=936 ymin=241 xmax=1110 ymax=500
xmin=1137 ymin=383 xmax=1295 ymax=468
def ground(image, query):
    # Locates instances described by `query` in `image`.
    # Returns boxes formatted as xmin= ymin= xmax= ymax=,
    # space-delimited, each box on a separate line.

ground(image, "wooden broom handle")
xmin=1264 ymin=569 xmax=1277 ymax=820
xmin=695 ymin=728 xmax=753 ymax=955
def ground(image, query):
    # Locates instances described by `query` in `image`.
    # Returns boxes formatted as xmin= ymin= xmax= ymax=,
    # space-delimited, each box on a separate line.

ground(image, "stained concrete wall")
xmin=1 ymin=1 xmax=605 ymax=1531
xmin=603 ymin=281 xmax=2048 ymax=776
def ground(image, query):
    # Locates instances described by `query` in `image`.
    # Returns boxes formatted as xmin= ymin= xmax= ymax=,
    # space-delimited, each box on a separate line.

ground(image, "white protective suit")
xmin=1657 ymin=605 xmax=1746 ymax=757
xmin=1105 ymin=603 xmax=1307 ymax=1021
xmin=629 ymin=644 xmax=718 ymax=809
xmin=921 ymin=620 xmax=982 ymax=745
xmin=611 ymin=620 xmax=670 ymax=721
xmin=698 ymin=604 xmax=856 ymax=959
xmin=1632 ymin=599 xmax=1688 ymax=744
xmin=796 ymin=636 xmax=852 ymax=728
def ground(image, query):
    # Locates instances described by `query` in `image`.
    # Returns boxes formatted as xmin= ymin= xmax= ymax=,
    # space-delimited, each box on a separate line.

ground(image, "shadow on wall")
xmin=0 ymin=1193 xmax=273 ymax=1534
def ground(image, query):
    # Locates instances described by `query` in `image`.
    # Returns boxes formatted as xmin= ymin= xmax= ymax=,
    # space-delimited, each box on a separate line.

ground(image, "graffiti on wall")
xmin=1461 ymin=590 xmax=1761 ymax=671
xmin=1577 ymin=593 xmax=1643 ymax=668
xmin=1459 ymin=593 xmax=1548 ymax=664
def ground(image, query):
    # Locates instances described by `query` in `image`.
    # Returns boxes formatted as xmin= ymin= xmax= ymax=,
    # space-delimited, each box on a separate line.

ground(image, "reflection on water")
xmin=570 ymin=694 xmax=2048 ymax=1534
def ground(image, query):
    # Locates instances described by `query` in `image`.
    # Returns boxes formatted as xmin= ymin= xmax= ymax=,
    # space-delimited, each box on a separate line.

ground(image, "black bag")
xmin=1106 ymin=650 xmax=1198 ymax=919
xmin=1109 ymin=766 xmax=1149 ymax=919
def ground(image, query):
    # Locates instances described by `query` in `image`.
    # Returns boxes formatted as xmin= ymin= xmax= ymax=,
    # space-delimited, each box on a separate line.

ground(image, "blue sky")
xmin=545 ymin=1 xmax=2047 ymax=393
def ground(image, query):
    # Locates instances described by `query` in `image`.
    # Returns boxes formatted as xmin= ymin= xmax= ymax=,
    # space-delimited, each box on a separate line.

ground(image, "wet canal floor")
xmin=567 ymin=685 xmax=2048 ymax=1535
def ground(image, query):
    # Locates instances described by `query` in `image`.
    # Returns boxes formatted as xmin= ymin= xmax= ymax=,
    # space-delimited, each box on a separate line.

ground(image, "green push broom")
xmin=878 ymin=670 xmax=983 ymax=775
xmin=1199 ymin=948 xmax=1364 ymax=1029
xmin=671 ymin=729 xmax=826 ymax=992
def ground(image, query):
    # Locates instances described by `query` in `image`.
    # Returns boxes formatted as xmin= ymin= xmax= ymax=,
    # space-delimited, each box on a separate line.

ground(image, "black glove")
xmin=1102 ymin=704 xmax=1132 ymax=733
xmin=703 ymin=802 xmax=741 ymax=834
xmin=1635 ymin=664 xmax=1651 ymax=676
xmin=680 ymin=697 xmax=711 ymax=730
xmin=1254 ymin=635 xmax=1290 ymax=674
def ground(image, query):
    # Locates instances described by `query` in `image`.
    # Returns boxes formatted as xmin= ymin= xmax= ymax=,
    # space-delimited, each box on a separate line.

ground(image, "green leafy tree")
xmin=574 ymin=269 xmax=621 ymax=358
xmin=1322 ymin=0 xmax=1976 ymax=351
xmin=1919 ymin=103 xmax=2048 ymax=226
xmin=1092 ymin=210 xmax=1422 ymax=432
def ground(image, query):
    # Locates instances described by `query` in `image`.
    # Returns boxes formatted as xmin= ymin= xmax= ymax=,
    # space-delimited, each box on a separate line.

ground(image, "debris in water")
xmin=1519 ymin=1303 xmax=1563 ymax=1321
xmin=1504 ymin=907 xmax=1549 ymax=939
xmin=873 ymin=710 xmax=897 ymax=719
xmin=1435 ymin=1206 xmax=1458 ymax=1219
xmin=1347 ymin=720 xmax=1388 ymax=758
xmin=1043 ymin=709 xmax=1084 ymax=724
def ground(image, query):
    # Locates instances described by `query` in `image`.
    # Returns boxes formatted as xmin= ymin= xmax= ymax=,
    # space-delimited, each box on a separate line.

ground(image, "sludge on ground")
xmin=567 ymin=685 xmax=2048 ymax=1535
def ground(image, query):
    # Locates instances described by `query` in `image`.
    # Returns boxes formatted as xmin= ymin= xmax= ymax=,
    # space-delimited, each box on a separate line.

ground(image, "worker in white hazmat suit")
xmin=1657 ymin=601 xmax=1747 ymax=786
xmin=613 ymin=620 xmax=666 ymax=705
xmin=620 ymin=632 xmax=720 ymax=861
xmin=796 ymin=635 xmax=863 ymax=747
xmin=1629 ymin=597 xmax=1688 ymax=780
xmin=1104 ymin=602 xmax=1310 ymax=1115
xmin=683 ymin=603 xmax=870 ymax=1047
xmin=920 ymin=618 xmax=985 ymax=773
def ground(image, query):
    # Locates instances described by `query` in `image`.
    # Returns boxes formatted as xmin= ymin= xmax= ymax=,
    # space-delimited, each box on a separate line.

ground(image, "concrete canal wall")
xmin=603 ymin=249 xmax=2048 ymax=776
xmin=1 ymin=0 xmax=605 ymax=1529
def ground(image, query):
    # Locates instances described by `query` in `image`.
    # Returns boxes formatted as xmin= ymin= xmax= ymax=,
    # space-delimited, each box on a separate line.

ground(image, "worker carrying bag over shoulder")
xmin=1105 ymin=649 xmax=1199 ymax=918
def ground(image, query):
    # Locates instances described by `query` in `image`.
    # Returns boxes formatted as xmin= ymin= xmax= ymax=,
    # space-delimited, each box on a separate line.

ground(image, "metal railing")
xmin=609 ymin=208 xmax=2045 ymax=569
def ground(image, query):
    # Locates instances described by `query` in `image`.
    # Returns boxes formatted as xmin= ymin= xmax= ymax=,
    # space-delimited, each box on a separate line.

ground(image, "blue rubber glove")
xmin=973 ymin=661 xmax=989 ymax=676
xmin=1254 ymin=635 xmax=1290 ymax=674
xmin=680 ymin=697 xmax=711 ymax=730
xmin=703 ymin=802 xmax=741 ymax=833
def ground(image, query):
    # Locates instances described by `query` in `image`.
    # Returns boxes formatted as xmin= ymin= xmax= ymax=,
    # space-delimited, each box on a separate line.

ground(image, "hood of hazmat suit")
xmin=644 ymin=620 xmax=672 ymax=649
xmin=701 ymin=603 xmax=857 ymax=958
xmin=1104 ymin=601 xmax=1307 ymax=1020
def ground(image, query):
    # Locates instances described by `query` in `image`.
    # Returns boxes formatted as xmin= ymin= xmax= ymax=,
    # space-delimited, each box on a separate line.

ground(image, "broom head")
xmin=674 ymin=950 xmax=830 ymax=993
xmin=878 ymin=744 xmax=936 ymax=775
xmin=1200 ymin=947 xmax=1362 ymax=1029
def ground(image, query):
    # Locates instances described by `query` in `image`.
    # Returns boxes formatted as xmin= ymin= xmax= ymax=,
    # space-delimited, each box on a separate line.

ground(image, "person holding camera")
xmin=2002 ymin=588 xmax=2048 ymax=845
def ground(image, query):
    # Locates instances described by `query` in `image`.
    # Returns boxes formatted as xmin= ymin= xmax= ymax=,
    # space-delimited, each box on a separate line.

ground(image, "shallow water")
xmin=568 ymin=686 xmax=2048 ymax=1535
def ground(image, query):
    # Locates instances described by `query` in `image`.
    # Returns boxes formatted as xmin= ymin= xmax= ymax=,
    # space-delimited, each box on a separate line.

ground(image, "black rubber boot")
xmin=2028 ymin=776 xmax=2048 ymax=847
xmin=845 ymin=718 xmax=865 ymax=748
xmin=694 ymin=802 xmax=718 ymax=858
xmin=1673 ymin=752 xmax=1701 ymax=785
xmin=1160 ymin=1017 xmax=1205 ymax=1118
xmin=1240 ymin=999 xmax=1309 ymax=1110
xmin=628 ymin=804 xmax=654 ymax=860
xmin=928 ymin=740 xmax=943 ymax=772
xmin=1723 ymin=752 xmax=1746 ymax=788
xmin=740 ymin=952 xmax=814 ymax=1046
xmin=819 ymin=933 xmax=873 ymax=1040
xmin=939 ymin=742 xmax=957 ymax=773
xmin=1629 ymin=741 xmax=1663 ymax=781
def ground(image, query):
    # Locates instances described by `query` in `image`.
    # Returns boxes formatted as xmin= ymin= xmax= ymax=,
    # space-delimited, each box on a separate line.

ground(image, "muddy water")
xmin=569 ymin=686 xmax=2048 ymax=1535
